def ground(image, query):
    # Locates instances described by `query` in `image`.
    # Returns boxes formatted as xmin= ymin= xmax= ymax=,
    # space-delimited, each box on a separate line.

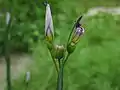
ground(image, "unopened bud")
xmin=71 ymin=26 xmax=84 ymax=44
xmin=54 ymin=45 xmax=65 ymax=60
xmin=6 ymin=12 xmax=10 ymax=25
xmin=67 ymin=42 xmax=76 ymax=54
xmin=67 ymin=16 xmax=85 ymax=54
xmin=45 ymin=3 xmax=54 ymax=43
xmin=25 ymin=71 xmax=31 ymax=83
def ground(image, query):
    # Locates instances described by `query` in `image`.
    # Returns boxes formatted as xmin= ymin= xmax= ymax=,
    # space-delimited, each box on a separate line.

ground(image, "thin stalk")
xmin=52 ymin=57 xmax=59 ymax=73
xmin=56 ymin=60 xmax=64 ymax=90
xmin=56 ymin=52 xmax=70 ymax=90
xmin=24 ymin=71 xmax=31 ymax=90
xmin=49 ymin=50 xmax=59 ymax=73
xmin=67 ymin=23 xmax=76 ymax=45
xmin=63 ymin=53 xmax=70 ymax=66
xmin=25 ymin=83 xmax=28 ymax=90
xmin=58 ymin=59 xmax=61 ymax=69
xmin=4 ymin=14 xmax=12 ymax=90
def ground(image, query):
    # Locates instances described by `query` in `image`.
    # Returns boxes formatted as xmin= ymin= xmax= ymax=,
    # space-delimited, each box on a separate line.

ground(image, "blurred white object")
xmin=45 ymin=3 xmax=54 ymax=37
xmin=25 ymin=71 xmax=31 ymax=83
xmin=85 ymin=7 xmax=120 ymax=17
xmin=6 ymin=12 xmax=11 ymax=25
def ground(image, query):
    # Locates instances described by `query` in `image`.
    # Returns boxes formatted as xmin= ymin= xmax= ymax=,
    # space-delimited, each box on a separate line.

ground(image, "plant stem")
xmin=49 ymin=50 xmax=59 ymax=73
xmin=4 ymin=13 xmax=12 ymax=90
xmin=56 ymin=53 xmax=70 ymax=90
xmin=63 ymin=53 xmax=70 ymax=66
xmin=58 ymin=59 xmax=61 ymax=69
xmin=25 ymin=83 xmax=28 ymax=90
xmin=56 ymin=60 xmax=64 ymax=90
xmin=67 ymin=23 xmax=76 ymax=45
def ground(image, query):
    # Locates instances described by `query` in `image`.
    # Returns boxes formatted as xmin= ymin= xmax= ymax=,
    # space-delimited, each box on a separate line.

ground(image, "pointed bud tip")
xmin=43 ymin=1 xmax=48 ymax=6
xmin=6 ymin=12 xmax=11 ymax=25
xmin=76 ymin=16 xmax=83 ymax=23
xmin=25 ymin=71 xmax=31 ymax=82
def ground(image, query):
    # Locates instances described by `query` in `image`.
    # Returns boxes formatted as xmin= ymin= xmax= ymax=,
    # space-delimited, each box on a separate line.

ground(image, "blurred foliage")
xmin=1 ymin=0 xmax=120 ymax=89
xmin=0 ymin=0 xmax=120 ymax=54
xmin=12 ymin=12 xmax=120 ymax=90
xmin=11 ymin=0 xmax=120 ymax=88
xmin=0 ymin=0 xmax=62 ymax=54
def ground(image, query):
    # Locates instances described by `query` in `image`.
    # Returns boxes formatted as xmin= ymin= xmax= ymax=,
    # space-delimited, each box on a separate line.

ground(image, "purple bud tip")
xmin=75 ymin=15 xmax=83 ymax=28
xmin=76 ymin=27 xmax=84 ymax=36
xmin=76 ymin=16 xmax=83 ymax=23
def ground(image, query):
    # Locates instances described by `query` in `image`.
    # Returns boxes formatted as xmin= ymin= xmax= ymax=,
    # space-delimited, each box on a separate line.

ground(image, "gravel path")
xmin=0 ymin=54 xmax=32 ymax=90
xmin=85 ymin=7 xmax=120 ymax=16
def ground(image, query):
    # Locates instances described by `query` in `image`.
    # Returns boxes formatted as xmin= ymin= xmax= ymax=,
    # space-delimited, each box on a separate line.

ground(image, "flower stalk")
xmin=44 ymin=2 xmax=85 ymax=90
xmin=24 ymin=71 xmax=31 ymax=90
xmin=56 ymin=60 xmax=64 ymax=90
xmin=4 ymin=12 xmax=12 ymax=90
xmin=44 ymin=2 xmax=59 ymax=73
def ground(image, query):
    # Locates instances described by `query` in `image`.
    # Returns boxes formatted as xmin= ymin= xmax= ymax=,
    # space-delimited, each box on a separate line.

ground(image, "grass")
xmin=11 ymin=0 xmax=120 ymax=90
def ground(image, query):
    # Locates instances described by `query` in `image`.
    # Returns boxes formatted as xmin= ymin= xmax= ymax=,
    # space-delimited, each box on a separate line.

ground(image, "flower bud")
xmin=54 ymin=45 xmax=65 ymax=60
xmin=25 ymin=71 xmax=31 ymax=83
xmin=67 ymin=16 xmax=85 ymax=54
xmin=45 ymin=3 xmax=54 ymax=43
xmin=71 ymin=26 xmax=84 ymax=45
xmin=67 ymin=42 xmax=76 ymax=54
xmin=6 ymin=12 xmax=11 ymax=25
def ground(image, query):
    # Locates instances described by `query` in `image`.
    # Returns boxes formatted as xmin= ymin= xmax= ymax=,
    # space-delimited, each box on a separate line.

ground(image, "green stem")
xmin=56 ymin=60 xmax=64 ymax=90
xmin=67 ymin=23 xmax=76 ymax=45
xmin=4 ymin=13 xmax=12 ymax=90
xmin=25 ymin=83 xmax=28 ymax=90
xmin=63 ymin=53 xmax=70 ymax=66
xmin=53 ymin=58 xmax=59 ymax=73
xmin=49 ymin=50 xmax=59 ymax=73
xmin=58 ymin=59 xmax=61 ymax=69
xmin=5 ymin=55 xmax=11 ymax=90
xmin=56 ymin=53 xmax=70 ymax=90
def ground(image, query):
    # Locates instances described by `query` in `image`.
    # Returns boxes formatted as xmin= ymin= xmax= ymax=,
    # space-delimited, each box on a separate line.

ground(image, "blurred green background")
xmin=1 ymin=0 xmax=120 ymax=90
